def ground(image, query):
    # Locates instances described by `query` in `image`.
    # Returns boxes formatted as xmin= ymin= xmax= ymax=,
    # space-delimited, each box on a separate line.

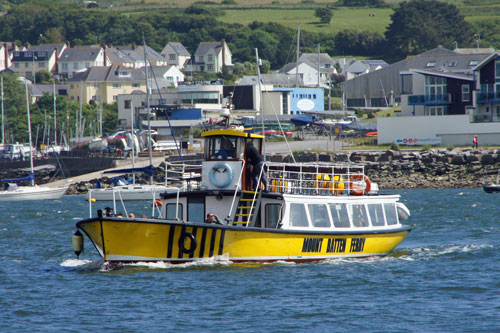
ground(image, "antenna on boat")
xmin=143 ymin=32 xmax=153 ymax=185
xmin=255 ymin=48 xmax=266 ymax=160
xmin=1 ymin=76 xmax=4 ymax=145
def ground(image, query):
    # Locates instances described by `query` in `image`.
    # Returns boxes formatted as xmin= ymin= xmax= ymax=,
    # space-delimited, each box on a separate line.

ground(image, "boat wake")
xmin=396 ymin=243 xmax=493 ymax=261
xmin=60 ymin=258 xmax=105 ymax=270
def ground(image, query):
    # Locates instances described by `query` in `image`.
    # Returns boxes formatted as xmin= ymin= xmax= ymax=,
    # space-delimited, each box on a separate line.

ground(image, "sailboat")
xmin=85 ymin=43 xmax=170 ymax=201
xmin=0 ymin=81 xmax=67 ymax=201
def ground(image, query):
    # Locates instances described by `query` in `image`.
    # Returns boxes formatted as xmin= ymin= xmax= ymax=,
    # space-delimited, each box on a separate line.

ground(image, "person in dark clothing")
xmin=245 ymin=143 xmax=268 ymax=191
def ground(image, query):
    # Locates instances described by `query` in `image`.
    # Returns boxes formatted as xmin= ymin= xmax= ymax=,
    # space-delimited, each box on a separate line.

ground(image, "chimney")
xmin=4 ymin=43 xmax=8 ymax=69
xmin=221 ymin=39 xmax=225 ymax=68
xmin=102 ymin=44 xmax=107 ymax=67
xmin=54 ymin=47 xmax=59 ymax=74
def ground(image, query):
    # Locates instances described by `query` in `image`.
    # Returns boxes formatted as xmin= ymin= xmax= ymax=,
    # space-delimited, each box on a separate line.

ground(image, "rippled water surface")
xmin=1 ymin=188 xmax=499 ymax=331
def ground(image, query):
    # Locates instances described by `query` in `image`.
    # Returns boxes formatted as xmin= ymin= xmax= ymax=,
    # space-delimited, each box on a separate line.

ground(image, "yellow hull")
xmin=77 ymin=218 xmax=410 ymax=263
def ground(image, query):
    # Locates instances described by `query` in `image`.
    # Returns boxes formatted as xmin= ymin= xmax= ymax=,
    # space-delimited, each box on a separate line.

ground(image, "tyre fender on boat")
xmin=178 ymin=232 xmax=197 ymax=255
xmin=72 ymin=230 xmax=84 ymax=259
xmin=209 ymin=162 xmax=233 ymax=188
xmin=350 ymin=174 xmax=371 ymax=195
xmin=396 ymin=202 xmax=411 ymax=220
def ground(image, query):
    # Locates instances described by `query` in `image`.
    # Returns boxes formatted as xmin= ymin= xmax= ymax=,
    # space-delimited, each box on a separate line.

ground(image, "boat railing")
xmin=165 ymin=161 xmax=201 ymax=189
xmin=227 ymin=159 xmax=246 ymax=223
xmin=265 ymin=162 xmax=367 ymax=196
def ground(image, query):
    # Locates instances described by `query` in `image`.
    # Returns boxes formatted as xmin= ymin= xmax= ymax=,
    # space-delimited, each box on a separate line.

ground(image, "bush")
xmin=390 ymin=142 xmax=400 ymax=151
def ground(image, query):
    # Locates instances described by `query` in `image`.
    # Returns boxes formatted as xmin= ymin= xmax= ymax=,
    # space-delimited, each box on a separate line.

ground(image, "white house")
xmin=160 ymin=42 xmax=191 ymax=70
xmin=58 ymin=46 xmax=106 ymax=79
xmin=187 ymin=40 xmax=232 ymax=74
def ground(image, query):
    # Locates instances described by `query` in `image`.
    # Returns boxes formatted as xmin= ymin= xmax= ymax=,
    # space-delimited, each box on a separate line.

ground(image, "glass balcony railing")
xmin=477 ymin=92 xmax=500 ymax=103
xmin=408 ymin=94 xmax=453 ymax=105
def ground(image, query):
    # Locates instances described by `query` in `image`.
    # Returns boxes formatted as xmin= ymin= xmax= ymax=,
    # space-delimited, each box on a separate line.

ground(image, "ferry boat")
xmin=73 ymin=129 xmax=411 ymax=264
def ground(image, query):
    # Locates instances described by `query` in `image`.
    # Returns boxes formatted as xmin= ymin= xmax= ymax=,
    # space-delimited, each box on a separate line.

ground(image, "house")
xmin=160 ymin=42 xmax=191 ymax=69
xmin=377 ymin=48 xmax=500 ymax=146
xmin=344 ymin=59 xmax=388 ymax=80
xmin=187 ymin=40 xmax=232 ymax=74
xmin=57 ymin=46 xmax=106 ymax=80
xmin=0 ymin=42 xmax=19 ymax=71
xmin=277 ymin=62 xmax=326 ymax=87
xmin=66 ymin=65 xmax=146 ymax=104
xmin=10 ymin=43 xmax=67 ymax=79
xmin=341 ymin=46 xmax=493 ymax=109
xmin=106 ymin=45 xmax=168 ymax=69
xmin=146 ymin=65 xmax=185 ymax=89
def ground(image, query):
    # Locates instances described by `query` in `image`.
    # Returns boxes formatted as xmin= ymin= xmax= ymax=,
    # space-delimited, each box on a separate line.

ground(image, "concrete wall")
xmin=378 ymin=115 xmax=500 ymax=146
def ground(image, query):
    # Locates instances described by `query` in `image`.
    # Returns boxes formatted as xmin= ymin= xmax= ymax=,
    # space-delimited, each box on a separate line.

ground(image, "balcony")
xmin=408 ymin=94 xmax=454 ymax=105
xmin=477 ymin=92 xmax=500 ymax=104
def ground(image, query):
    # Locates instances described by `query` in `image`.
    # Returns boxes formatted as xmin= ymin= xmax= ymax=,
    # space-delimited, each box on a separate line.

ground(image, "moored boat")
xmin=73 ymin=128 xmax=411 ymax=264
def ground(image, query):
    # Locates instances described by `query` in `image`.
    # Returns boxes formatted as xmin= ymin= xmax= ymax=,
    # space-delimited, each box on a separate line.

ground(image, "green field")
xmin=218 ymin=8 xmax=393 ymax=34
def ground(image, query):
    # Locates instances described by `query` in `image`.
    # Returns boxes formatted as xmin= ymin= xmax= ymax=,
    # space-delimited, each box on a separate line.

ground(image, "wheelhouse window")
xmin=308 ymin=204 xmax=331 ymax=228
xmin=350 ymin=204 xmax=369 ymax=227
xmin=187 ymin=197 xmax=204 ymax=223
xmin=496 ymin=62 xmax=500 ymax=78
xmin=384 ymin=203 xmax=398 ymax=225
xmin=166 ymin=203 xmax=183 ymax=220
xmin=367 ymin=204 xmax=385 ymax=226
xmin=265 ymin=204 xmax=281 ymax=228
xmin=329 ymin=203 xmax=350 ymax=228
xmin=206 ymin=135 xmax=238 ymax=160
xmin=289 ymin=203 xmax=309 ymax=227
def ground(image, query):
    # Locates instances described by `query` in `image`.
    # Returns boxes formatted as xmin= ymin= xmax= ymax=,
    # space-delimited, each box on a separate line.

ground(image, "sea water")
xmin=0 ymin=188 xmax=499 ymax=331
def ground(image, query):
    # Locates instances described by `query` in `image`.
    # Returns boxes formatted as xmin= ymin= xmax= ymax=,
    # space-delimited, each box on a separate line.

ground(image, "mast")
xmin=317 ymin=44 xmax=320 ymax=88
xmin=1 ymin=76 xmax=4 ymax=145
xmin=295 ymin=25 xmax=300 ymax=88
xmin=25 ymin=81 xmax=35 ymax=187
xmin=255 ymin=48 xmax=266 ymax=160
xmin=53 ymin=81 xmax=57 ymax=146
xmin=130 ymin=100 xmax=135 ymax=184
xmin=143 ymin=38 xmax=153 ymax=185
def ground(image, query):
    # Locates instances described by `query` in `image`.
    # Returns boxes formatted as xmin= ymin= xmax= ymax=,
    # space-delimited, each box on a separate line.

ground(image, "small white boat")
xmin=0 ymin=182 xmax=66 ymax=201
xmin=89 ymin=138 xmax=108 ymax=152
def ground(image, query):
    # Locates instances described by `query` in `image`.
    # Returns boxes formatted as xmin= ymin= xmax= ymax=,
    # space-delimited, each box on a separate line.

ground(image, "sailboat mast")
xmin=25 ymin=81 xmax=35 ymax=187
xmin=295 ymin=25 xmax=300 ymax=88
xmin=1 ymin=76 xmax=4 ymax=145
xmin=255 ymin=48 xmax=266 ymax=160
xmin=131 ymin=100 xmax=135 ymax=184
xmin=143 ymin=39 xmax=153 ymax=185
xmin=53 ymin=81 xmax=57 ymax=146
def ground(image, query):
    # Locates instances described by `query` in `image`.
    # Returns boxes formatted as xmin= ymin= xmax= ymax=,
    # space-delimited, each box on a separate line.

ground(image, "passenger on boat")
xmin=246 ymin=143 xmax=268 ymax=191
xmin=206 ymin=213 xmax=222 ymax=224
xmin=140 ymin=214 xmax=147 ymax=218
xmin=216 ymin=138 xmax=236 ymax=159
xmin=128 ymin=213 xmax=135 ymax=218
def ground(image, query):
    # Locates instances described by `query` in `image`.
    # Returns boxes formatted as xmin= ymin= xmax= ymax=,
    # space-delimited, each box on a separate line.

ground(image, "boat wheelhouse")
xmin=73 ymin=128 xmax=411 ymax=264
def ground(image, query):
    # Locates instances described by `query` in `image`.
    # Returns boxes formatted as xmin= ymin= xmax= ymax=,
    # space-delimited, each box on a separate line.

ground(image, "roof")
xmin=238 ymin=74 xmax=304 ymax=87
xmin=59 ymin=46 xmax=102 ymax=62
xmin=67 ymin=65 xmax=146 ymax=83
xmin=410 ymin=69 xmax=474 ymax=81
xmin=202 ymin=128 xmax=264 ymax=139
xmin=194 ymin=42 xmax=224 ymax=56
xmin=298 ymin=53 xmax=336 ymax=66
xmin=165 ymin=42 xmax=191 ymax=56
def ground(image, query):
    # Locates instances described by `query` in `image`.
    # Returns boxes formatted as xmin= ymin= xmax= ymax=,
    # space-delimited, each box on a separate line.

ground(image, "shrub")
xmin=390 ymin=142 xmax=400 ymax=151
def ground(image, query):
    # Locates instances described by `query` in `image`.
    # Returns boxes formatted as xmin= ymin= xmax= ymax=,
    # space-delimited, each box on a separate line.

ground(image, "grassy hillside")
xmin=218 ymin=8 xmax=393 ymax=34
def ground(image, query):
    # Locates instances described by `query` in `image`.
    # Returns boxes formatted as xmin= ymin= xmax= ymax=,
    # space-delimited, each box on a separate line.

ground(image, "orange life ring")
xmin=153 ymin=199 xmax=163 ymax=206
xmin=350 ymin=174 xmax=371 ymax=195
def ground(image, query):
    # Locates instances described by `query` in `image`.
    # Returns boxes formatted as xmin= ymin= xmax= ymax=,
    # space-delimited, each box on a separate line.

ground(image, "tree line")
xmin=0 ymin=0 xmax=482 ymax=68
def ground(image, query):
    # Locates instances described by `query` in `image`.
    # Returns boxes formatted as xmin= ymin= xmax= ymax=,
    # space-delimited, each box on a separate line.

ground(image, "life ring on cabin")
xmin=178 ymin=231 xmax=197 ymax=255
xmin=209 ymin=162 xmax=233 ymax=188
xmin=350 ymin=174 xmax=371 ymax=195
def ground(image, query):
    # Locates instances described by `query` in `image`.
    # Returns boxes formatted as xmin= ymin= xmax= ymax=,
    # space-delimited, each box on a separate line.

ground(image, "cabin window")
xmin=329 ymin=203 xmax=350 ymax=228
xmin=289 ymin=203 xmax=309 ymax=227
xmin=207 ymin=136 xmax=237 ymax=160
xmin=265 ymin=204 xmax=281 ymax=228
xmin=350 ymin=204 xmax=369 ymax=227
xmin=308 ymin=204 xmax=331 ymax=228
xmin=384 ymin=203 xmax=398 ymax=225
xmin=166 ymin=203 xmax=183 ymax=220
xmin=187 ymin=197 xmax=204 ymax=223
xmin=368 ymin=204 xmax=385 ymax=226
